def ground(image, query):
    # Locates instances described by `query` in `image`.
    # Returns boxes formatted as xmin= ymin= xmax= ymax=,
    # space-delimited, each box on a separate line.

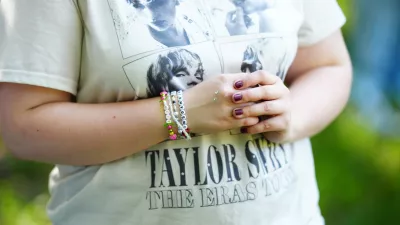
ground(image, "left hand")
xmin=231 ymin=70 xmax=292 ymax=143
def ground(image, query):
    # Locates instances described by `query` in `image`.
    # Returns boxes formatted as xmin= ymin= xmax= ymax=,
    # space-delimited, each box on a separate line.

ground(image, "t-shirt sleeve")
xmin=0 ymin=0 xmax=82 ymax=95
xmin=297 ymin=0 xmax=346 ymax=47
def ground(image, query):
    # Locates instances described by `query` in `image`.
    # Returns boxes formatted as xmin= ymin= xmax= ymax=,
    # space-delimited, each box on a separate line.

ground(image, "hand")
xmin=183 ymin=73 xmax=259 ymax=134
xmin=230 ymin=70 xmax=292 ymax=143
xmin=225 ymin=7 xmax=247 ymax=36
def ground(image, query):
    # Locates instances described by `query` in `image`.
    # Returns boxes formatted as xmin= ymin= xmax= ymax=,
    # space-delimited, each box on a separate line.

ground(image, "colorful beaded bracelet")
xmin=167 ymin=91 xmax=191 ymax=140
xmin=160 ymin=91 xmax=191 ymax=141
xmin=160 ymin=91 xmax=177 ymax=140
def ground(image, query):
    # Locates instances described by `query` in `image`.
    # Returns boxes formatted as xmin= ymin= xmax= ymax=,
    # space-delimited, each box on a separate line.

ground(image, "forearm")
xmin=4 ymin=98 xmax=168 ymax=166
xmin=288 ymin=64 xmax=352 ymax=141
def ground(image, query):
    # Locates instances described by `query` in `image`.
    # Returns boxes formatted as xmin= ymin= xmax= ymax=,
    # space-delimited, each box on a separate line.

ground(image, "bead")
xmin=169 ymin=131 xmax=174 ymax=135
xmin=181 ymin=115 xmax=186 ymax=120
xmin=166 ymin=119 xmax=172 ymax=123
xmin=166 ymin=115 xmax=171 ymax=119
xmin=167 ymin=125 xmax=172 ymax=129
xmin=183 ymin=125 xmax=188 ymax=129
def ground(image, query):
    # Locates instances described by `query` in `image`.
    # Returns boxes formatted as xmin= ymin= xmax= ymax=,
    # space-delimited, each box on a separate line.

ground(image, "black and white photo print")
xmin=123 ymin=42 xmax=221 ymax=98
xmin=220 ymin=37 xmax=294 ymax=80
xmin=205 ymin=0 xmax=279 ymax=37
xmin=108 ymin=0 xmax=213 ymax=58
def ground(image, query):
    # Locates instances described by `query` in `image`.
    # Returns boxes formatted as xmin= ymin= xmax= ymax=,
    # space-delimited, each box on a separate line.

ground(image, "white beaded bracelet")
xmin=168 ymin=91 xmax=191 ymax=140
xmin=177 ymin=90 xmax=190 ymax=139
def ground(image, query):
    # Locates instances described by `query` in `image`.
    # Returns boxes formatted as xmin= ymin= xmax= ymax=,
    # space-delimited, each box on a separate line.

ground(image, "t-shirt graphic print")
xmin=0 ymin=0 xmax=346 ymax=225
xmin=109 ymin=0 xmax=297 ymax=98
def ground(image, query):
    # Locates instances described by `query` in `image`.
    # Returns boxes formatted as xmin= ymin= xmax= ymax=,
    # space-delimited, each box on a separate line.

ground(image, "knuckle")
xmin=260 ymin=70 xmax=268 ymax=76
xmin=263 ymin=101 xmax=272 ymax=112
xmin=253 ymin=88 xmax=264 ymax=100
xmin=249 ymin=103 xmax=258 ymax=116
xmin=244 ymin=106 xmax=252 ymax=117
xmin=243 ymin=73 xmax=251 ymax=86
xmin=262 ymin=120 xmax=271 ymax=131
xmin=244 ymin=90 xmax=253 ymax=101
xmin=258 ymin=70 xmax=268 ymax=81
xmin=263 ymin=87 xmax=272 ymax=98
xmin=242 ymin=118 xmax=255 ymax=127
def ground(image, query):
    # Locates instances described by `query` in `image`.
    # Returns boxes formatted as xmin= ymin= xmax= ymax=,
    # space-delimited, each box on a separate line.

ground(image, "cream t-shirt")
xmin=0 ymin=0 xmax=345 ymax=224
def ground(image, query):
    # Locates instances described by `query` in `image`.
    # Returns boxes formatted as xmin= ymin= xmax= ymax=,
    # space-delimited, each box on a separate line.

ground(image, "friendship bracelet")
xmin=170 ymin=91 xmax=180 ymax=119
xmin=167 ymin=91 xmax=191 ymax=140
xmin=177 ymin=90 xmax=191 ymax=139
xmin=160 ymin=91 xmax=177 ymax=140
xmin=170 ymin=91 xmax=183 ymax=137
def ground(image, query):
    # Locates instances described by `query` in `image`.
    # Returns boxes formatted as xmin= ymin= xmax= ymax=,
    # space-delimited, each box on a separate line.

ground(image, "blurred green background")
xmin=1 ymin=0 xmax=399 ymax=224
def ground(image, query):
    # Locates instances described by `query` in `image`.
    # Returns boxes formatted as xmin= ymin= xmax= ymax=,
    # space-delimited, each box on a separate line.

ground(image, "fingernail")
xmin=240 ymin=127 xmax=247 ymax=133
xmin=234 ymin=108 xmax=243 ymax=116
xmin=235 ymin=80 xmax=244 ymax=89
xmin=233 ymin=93 xmax=242 ymax=102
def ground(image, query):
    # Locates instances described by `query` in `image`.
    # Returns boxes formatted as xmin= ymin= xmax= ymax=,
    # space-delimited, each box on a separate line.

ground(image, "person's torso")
xmin=47 ymin=1 xmax=323 ymax=225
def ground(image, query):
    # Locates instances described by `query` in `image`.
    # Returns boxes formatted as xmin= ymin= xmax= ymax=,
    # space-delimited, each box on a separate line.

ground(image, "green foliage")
xmin=312 ymin=108 xmax=400 ymax=224
xmin=0 ymin=183 xmax=51 ymax=225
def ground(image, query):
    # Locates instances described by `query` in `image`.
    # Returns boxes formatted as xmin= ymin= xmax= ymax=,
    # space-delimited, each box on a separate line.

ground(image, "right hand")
xmin=183 ymin=73 xmax=259 ymax=134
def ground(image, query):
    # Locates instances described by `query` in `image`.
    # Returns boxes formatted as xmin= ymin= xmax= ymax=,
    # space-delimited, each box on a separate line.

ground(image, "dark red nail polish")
xmin=235 ymin=80 xmax=244 ymax=89
xmin=234 ymin=108 xmax=243 ymax=116
xmin=233 ymin=93 xmax=242 ymax=102
xmin=240 ymin=127 xmax=247 ymax=133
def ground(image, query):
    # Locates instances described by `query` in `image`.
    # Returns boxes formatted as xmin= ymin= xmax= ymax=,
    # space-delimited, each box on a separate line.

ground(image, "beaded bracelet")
xmin=170 ymin=91 xmax=180 ymax=120
xmin=170 ymin=91 xmax=184 ymax=138
xmin=160 ymin=91 xmax=177 ymax=140
xmin=167 ymin=91 xmax=191 ymax=140
xmin=177 ymin=90 xmax=191 ymax=138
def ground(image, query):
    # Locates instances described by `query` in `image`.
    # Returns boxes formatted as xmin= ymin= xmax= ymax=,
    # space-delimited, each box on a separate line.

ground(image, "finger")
xmin=232 ymin=100 xmax=287 ymax=118
xmin=233 ymin=70 xmax=278 ymax=90
xmin=233 ymin=116 xmax=259 ymax=130
xmin=232 ymin=85 xmax=285 ymax=103
xmin=245 ymin=115 xmax=289 ymax=134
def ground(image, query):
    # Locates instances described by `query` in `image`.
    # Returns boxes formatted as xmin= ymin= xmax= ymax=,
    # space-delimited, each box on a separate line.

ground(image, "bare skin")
xmin=0 ymin=30 xmax=352 ymax=166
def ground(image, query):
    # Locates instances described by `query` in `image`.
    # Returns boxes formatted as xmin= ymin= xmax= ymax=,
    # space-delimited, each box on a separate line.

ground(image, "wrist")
xmin=183 ymin=89 xmax=198 ymax=134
